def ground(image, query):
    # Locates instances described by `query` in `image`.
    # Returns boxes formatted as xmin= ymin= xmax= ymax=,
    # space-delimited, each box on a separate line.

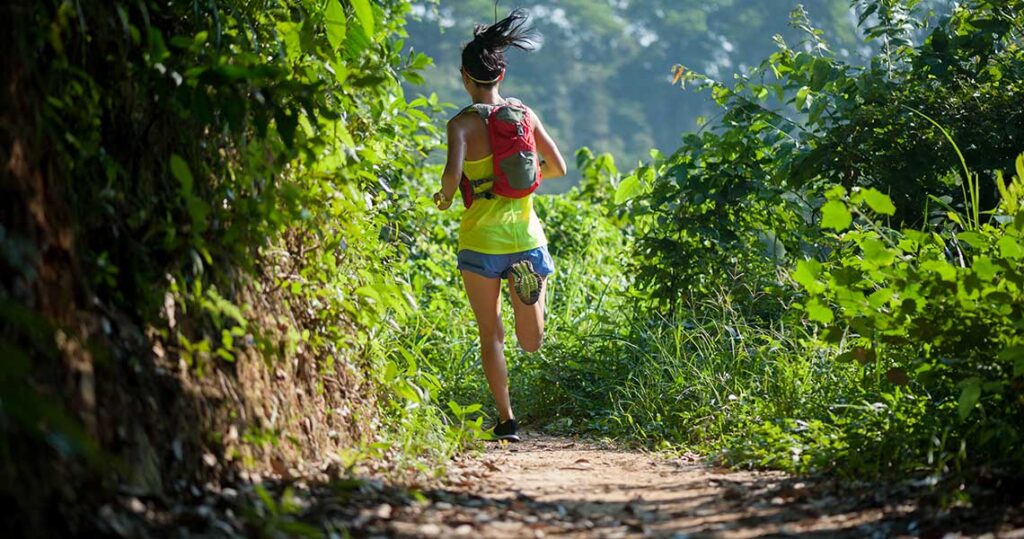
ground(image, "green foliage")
xmin=795 ymin=161 xmax=1024 ymax=470
xmin=630 ymin=0 xmax=1023 ymax=312
xmin=1 ymin=0 xmax=474 ymax=491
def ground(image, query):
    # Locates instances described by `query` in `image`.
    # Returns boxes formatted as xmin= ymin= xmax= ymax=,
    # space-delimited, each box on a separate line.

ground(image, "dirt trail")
xmin=424 ymin=434 xmax=893 ymax=538
xmin=381 ymin=434 xmax=1022 ymax=539
xmin=98 ymin=434 xmax=1024 ymax=537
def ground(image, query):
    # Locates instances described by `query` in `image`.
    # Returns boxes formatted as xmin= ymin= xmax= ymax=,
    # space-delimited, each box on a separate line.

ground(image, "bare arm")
xmin=435 ymin=118 xmax=467 ymax=210
xmin=533 ymin=113 xmax=567 ymax=180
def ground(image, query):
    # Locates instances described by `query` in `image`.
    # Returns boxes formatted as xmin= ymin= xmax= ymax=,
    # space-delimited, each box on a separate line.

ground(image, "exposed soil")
xmin=97 ymin=433 xmax=1024 ymax=538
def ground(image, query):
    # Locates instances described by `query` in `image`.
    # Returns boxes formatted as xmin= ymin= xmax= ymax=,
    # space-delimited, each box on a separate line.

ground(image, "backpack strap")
xmin=457 ymin=103 xmax=495 ymax=126
xmin=456 ymin=99 xmax=526 ymax=125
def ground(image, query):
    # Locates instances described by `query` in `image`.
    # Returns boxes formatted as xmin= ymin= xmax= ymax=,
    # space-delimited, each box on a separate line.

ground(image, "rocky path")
xmin=416 ymin=435 xmax=904 ymax=538
xmin=368 ymin=434 xmax=1023 ymax=538
xmin=99 ymin=434 xmax=1024 ymax=538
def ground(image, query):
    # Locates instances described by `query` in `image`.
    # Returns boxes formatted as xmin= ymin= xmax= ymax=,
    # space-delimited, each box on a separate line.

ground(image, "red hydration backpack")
xmin=458 ymin=98 xmax=542 ymax=208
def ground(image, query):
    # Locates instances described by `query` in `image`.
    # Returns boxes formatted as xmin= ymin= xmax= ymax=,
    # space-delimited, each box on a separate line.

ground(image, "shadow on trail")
xmin=83 ymin=433 xmax=1024 ymax=537
xmin=96 ymin=461 xmax=1024 ymax=538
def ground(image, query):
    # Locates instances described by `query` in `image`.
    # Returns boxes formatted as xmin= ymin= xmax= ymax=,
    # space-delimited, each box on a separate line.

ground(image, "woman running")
xmin=433 ymin=9 xmax=567 ymax=442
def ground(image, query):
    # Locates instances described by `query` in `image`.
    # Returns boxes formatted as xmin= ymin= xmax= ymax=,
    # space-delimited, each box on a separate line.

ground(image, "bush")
xmin=795 ymin=155 xmax=1024 ymax=471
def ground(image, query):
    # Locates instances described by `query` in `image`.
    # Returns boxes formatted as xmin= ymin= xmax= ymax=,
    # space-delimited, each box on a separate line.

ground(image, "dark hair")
xmin=461 ymin=9 xmax=537 ymax=87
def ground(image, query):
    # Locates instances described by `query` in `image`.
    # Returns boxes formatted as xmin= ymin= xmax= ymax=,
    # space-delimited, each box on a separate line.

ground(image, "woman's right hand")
xmin=433 ymin=191 xmax=453 ymax=211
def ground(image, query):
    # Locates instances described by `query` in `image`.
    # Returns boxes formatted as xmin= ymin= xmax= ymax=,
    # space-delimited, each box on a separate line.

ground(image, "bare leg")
xmin=508 ymin=276 xmax=547 ymax=352
xmin=461 ymin=270 xmax=514 ymax=422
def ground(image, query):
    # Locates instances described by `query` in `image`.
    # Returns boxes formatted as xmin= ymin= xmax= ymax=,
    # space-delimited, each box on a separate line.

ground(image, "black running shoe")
xmin=509 ymin=260 xmax=543 ymax=305
xmin=492 ymin=419 xmax=521 ymax=442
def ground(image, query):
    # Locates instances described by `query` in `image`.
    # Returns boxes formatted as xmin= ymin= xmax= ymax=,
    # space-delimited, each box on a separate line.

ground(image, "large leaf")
xmin=861 ymin=188 xmax=896 ymax=215
xmin=324 ymin=0 xmax=347 ymax=50
xmin=805 ymin=297 xmax=834 ymax=323
xmin=350 ymin=0 xmax=374 ymax=39
xmin=792 ymin=259 xmax=825 ymax=294
xmin=276 ymin=21 xmax=302 ymax=60
xmin=169 ymin=154 xmax=194 ymax=195
xmin=614 ymin=173 xmax=642 ymax=205
xmin=821 ymin=200 xmax=852 ymax=231
xmin=998 ymin=236 xmax=1024 ymax=260
xmin=958 ymin=379 xmax=982 ymax=419
xmin=860 ymin=238 xmax=895 ymax=267
xmin=809 ymin=58 xmax=831 ymax=91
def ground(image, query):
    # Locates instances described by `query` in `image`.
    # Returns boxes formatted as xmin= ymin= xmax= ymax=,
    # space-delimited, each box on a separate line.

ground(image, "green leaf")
xmin=169 ymin=154 xmax=194 ymax=195
xmin=792 ymin=259 xmax=825 ymax=294
xmin=396 ymin=380 xmax=421 ymax=403
xmin=614 ymin=173 xmax=643 ymax=205
xmin=956 ymin=231 xmax=985 ymax=248
xmin=861 ymin=238 xmax=895 ymax=267
xmin=148 ymin=28 xmax=170 ymax=62
xmin=997 ymin=346 xmax=1024 ymax=377
xmin=973 ymin=256 xmax=998 ymax=281
xmin=867 ymin=288 xmax=894 ymax=309
xmin=350 ymin=0 xmax=374 ymax=39
xmin=821 ymin=200 xmax=852 ymax=231
xmin=805 ymin=297 xmax=834 ymax=323
xmin=920 ymin=259 xmax=956 ymax=281
xmin=795 ymin=86 xmax=811 ymax=110
xmin=383 ymin=361 xmax=398 ymax=383
xmin=276 ymin=21 xmax=302 ymax=60
xmin=355 ymin=285 xmax=381 ymax=301
xmin=998 ymin=236 xmax=1024 ymax=260
xmin=809 ymin=58 xmax=831 ymax=91
xmin=958 ymin=379 xmax=982 ymax=419
xmin=861 ymin=188 xmax=896 ymax=215
xmin=402 ymin=70 xmax=426 ymax=85
xmin=324 ymin=0 xmax=347 ymax=50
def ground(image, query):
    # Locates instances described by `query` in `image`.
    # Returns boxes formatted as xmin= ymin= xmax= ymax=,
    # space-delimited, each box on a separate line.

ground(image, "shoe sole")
xmin=492 ymin=433 xmax=521 ymax=443
xmin=509 ymin=261 xmax=542 ymax=306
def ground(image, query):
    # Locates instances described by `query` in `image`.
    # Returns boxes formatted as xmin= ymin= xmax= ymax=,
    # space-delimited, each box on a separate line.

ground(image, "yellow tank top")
xmin=458 ymin=154 xmax=547 ymax=254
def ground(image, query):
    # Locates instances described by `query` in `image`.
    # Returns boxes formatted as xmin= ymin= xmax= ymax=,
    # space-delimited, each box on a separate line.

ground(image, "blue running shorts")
xmin=457 ymin=246 xmax=555 ymax=280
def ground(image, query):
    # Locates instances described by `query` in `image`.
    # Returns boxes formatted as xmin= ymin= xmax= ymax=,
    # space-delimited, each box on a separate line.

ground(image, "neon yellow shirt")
xmin=458 ymin=154 xmax=547 ymax=254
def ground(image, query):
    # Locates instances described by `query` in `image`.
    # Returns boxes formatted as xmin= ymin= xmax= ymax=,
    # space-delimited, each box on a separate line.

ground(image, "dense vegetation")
xmin=2 ymin=0 xmax=461 ymax=533
xmin=1 ymin=0 xmax=1022 ymax=535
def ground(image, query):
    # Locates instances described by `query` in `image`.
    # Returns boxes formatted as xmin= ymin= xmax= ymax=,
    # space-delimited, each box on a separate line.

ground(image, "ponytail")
xmin=462 ymin=9 xmax=537 ymax=86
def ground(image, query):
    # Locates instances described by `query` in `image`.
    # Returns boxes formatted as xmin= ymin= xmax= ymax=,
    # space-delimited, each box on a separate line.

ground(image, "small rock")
xmin=127 ymin=498 xmax=146 ymax=514
xmin=454 ymin=524 xmax=474 ymax=536
xmin=419 ymin=523 xmax=442 ymax=537
xmin=374 ymin=504 xmax=393 ymax=520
